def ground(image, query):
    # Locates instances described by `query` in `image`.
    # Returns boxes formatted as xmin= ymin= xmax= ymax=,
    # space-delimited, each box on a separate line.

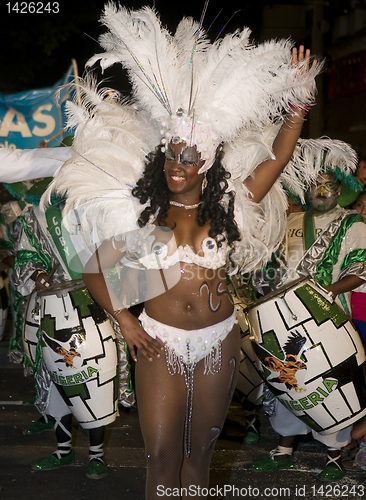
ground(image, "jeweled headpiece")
xmin=160 ymin=109 xmax=219 ymax=171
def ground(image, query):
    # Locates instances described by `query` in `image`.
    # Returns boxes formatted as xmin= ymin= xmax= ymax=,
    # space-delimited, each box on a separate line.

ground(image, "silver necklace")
xmin=169 ymin=200 xmax=200 ymax=210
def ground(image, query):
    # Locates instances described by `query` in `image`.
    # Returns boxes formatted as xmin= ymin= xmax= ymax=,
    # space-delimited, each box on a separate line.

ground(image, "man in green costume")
xmin=251 ymin=150 xmax=366 ymax=482
xmin=11 ymin=179 xmax=134 ymax=479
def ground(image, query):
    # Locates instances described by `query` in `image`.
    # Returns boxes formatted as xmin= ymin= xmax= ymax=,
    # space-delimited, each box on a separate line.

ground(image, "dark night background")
xmin=0 ymin=1 xmax=345 ymax=95
xmin=1 ymin=1 xmax=365 ymax=155
xmin=0 ymin=0 xmax=269 ymax=95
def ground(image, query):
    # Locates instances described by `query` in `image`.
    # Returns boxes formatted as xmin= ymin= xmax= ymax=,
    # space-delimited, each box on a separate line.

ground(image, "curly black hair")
xmin=131 ymin=146 xmax=241 ymax=251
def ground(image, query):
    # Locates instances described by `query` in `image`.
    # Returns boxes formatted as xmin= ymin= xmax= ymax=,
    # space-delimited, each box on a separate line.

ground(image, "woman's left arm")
xmin=244 ymin=46 xmax=317 ymax=203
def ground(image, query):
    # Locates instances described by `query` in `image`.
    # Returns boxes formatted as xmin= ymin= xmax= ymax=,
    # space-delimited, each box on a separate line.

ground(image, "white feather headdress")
xmin=43 ymin=76 xmax=160 ymax=244
xmin=43 ymin=3 xmax=358 ymax=274
xmin=87 ymin=3 xmax=322 ymax=172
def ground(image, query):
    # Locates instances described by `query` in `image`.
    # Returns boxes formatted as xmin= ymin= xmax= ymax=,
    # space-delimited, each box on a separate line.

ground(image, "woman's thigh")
xmin=135 ymin=350 xmax=187 ymax=451
xmin=188 ymin=325 xmax=241 ymax=454
xmin=135 ymin=324 xmax=240 ymax=455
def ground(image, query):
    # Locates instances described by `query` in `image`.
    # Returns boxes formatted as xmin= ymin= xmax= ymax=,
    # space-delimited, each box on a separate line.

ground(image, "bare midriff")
xmin=144 ymin=262 xmax=234 ymax=330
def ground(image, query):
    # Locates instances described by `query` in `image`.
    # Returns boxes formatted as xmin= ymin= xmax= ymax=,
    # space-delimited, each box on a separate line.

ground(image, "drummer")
xmin=251 ymin=143 xmax=366 ymax=482
xmin=10 ymin=179 xmax=132 ymax=479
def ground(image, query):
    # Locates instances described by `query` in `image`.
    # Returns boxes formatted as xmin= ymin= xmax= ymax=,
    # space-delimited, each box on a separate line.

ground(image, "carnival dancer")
xmin=11 ymin=178 xmax=133 ymax=479
xmin=345 ymin=193 xmax=366 ymax=466
xmin=42 ymin=3 xmax=326 ymax=497
xmin=0 ymin=180 xmax=57 ymax=429
xmin=251 ymin=143 xmax=366 ymax=481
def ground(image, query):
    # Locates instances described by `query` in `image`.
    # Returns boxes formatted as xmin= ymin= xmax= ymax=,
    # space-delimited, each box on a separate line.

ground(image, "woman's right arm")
xmin=83 ymin=239 xmax=163 ymax=362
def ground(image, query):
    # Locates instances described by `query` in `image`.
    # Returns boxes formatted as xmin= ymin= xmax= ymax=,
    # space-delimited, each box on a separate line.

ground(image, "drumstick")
xmin=44 ymin=263 xmax=59 ymax=283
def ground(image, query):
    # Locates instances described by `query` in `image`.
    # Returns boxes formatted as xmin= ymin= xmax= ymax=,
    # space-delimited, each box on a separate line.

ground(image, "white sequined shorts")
xmin=138 ymin=309 xmax=237 ymax=365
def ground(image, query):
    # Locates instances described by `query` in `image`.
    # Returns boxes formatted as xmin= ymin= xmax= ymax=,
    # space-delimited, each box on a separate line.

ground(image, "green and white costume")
xmin=266 ymin=206 xmax=366 ymax=445
xmin=295 ymin=208 xmax=366 ymax=315
xmin=0 ymin=182 xmax=33 ymax=359
xmin=11 ymin=201 xmax=135 ymax=413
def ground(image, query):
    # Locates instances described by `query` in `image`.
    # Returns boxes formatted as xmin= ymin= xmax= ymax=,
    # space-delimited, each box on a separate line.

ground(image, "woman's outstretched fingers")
xmin=292 ymin=46 xmax=314 ymax=71
xmin=292 ymin=45 xmax=309 ymax=64
xmin=298 ymin=45 xmax=304 ymax=61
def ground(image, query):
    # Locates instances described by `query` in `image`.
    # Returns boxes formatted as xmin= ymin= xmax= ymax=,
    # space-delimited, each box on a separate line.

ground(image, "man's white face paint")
xmin=307 ymin=173 xmax=340 ymax=213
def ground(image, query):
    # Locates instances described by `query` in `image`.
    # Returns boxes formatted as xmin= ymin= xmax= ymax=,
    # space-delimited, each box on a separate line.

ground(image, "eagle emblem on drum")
xmin=42 ymin=333 xmax=81 ymax=368
xmin=261 ymin=331 xmax=307 ymax=393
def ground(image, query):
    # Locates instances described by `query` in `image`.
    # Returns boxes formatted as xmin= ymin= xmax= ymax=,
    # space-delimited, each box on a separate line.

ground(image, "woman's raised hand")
xmin=292 ymin=45 xmax=308 ymax=66
xmin=291 ymin=45 xmax=319 ymax=98
xmin=292 ymin=45 xmax=317 ymax=69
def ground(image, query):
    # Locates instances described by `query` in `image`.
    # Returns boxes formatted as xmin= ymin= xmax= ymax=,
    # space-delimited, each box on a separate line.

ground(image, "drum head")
xmin=37 ymin=279 xmax=85 ymax=298
xmin=245 ymin=277 xmax=309 ymax=310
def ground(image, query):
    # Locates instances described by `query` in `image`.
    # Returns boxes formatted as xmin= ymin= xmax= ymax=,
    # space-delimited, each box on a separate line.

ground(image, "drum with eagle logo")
xmin=227 ymin=277 xmax=264 ymax=406
xmin=245 ymin=277 xmax=366 ymax=435
xmin=38 ymin=280 xmax=118 ymax=429
xmin=0 ymin=274 xmax=8 ymax=342
xmin=22 ymin=291 xmax=40 ymax=366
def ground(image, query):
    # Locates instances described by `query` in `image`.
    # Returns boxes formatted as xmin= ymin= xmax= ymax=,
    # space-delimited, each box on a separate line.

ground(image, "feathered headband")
xmin=86 ymin=3 xmax=321 ymax=173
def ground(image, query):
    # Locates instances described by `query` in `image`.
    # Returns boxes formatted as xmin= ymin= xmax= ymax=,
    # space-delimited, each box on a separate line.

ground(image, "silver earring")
xmin=201 ymin=174 xmax=208 ymax=194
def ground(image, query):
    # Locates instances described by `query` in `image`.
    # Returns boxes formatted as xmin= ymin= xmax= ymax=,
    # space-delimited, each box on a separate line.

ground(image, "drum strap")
xmin=270 ymin=445 xmax=293 ymax=458
xmin=89 ymin=443 xmax=104 ymax=462
xmin=303 ymin=211 xmax=316 ymax=251
xmin=53 ymin=415 xmax=72 ymax=459
xmin=44 ymin=205 xmax=83 ymax=280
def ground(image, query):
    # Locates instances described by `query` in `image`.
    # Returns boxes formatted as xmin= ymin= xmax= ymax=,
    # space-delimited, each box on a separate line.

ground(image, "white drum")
xmin=38 ymin=280 xmax=119 ymax=429
xmin=246 ymin=277 xmax=366 ymax=435
xmin=228 ymin=277 xmax=264 ymax=406
xmin=22 ymin=291 xmax=40 ymax=366
xmin=237 ymin=328 xmax=264 ymax=406
xmin=0 ymin=275 xmax=8 ymax=342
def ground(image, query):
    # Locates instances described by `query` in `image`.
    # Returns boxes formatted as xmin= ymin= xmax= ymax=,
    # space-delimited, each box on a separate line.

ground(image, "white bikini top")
xmin=113 ymin=226 xmax=227 ymax=270
xmin=140 ymin=236 xmax=227 ymax=270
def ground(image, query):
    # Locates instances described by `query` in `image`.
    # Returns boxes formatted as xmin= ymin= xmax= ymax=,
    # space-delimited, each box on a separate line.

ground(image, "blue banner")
xmin=0 ymin=64 xmax=75 ymax=150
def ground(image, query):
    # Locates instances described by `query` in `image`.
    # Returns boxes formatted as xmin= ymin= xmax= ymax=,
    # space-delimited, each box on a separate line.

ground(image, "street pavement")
xmin=1 ymin=321 xmax=366 ymax=500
